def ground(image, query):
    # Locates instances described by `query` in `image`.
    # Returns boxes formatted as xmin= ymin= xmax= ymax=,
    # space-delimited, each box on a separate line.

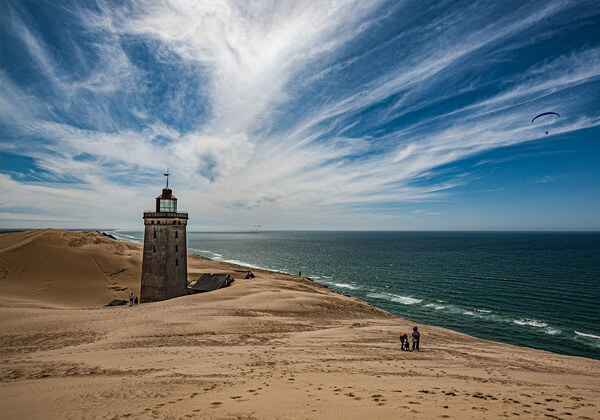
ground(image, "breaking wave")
xmin=513 ymin=318 xmax=548 ymax=328
xmin=366 ymin=292 xmax=422 ymax=305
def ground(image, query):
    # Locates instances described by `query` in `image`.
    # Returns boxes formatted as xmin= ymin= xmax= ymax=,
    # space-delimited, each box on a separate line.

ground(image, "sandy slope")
xmin=0 ymin=229 xmax=598 ymax=419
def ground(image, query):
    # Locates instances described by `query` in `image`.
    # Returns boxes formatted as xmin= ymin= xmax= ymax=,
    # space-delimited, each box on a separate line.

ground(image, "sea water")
xmin=107 ymin=230 xmax=600 ymax=360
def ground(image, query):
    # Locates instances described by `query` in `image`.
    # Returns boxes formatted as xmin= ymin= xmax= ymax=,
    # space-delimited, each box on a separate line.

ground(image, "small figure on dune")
xmin=412 ymin=326 xmax=420 ymax=351
xmin=129 ymin=292 xmax=135 ymax=306
xmin=399 ymin=333 xmax=410 ymax=351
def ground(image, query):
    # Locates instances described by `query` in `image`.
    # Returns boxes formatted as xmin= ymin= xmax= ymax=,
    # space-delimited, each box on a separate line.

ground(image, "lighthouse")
xmin=140 ymin=171 xmax=188 ymax=303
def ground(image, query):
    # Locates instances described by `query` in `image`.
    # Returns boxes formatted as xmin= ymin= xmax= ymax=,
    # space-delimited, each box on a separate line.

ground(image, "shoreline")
xmin=1 ymin=229 xmax=599 ymax=418
xmin=4 ymin=228 xmax=599 ymax=361
xmin=104 ymin=229 xmax=600 ymax=361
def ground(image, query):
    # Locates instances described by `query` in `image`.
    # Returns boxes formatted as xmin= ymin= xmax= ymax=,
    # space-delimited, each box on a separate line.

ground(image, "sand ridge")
xmin=0 ymin=229 xmax=598 ymax=419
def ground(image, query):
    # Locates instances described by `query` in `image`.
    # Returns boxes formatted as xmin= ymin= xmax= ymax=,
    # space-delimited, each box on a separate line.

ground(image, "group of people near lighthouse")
xmin=129 ymin=292 xmax=138 ymax=306
xmin=399 ymin=326 xmax=420 ymax=351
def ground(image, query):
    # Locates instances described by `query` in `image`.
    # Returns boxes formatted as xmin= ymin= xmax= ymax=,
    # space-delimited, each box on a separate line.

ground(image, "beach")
xmin=0 ymin=229 xmax=599 ymax=419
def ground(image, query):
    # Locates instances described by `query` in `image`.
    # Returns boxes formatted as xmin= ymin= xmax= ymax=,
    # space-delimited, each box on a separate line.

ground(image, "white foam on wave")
xmin=222 ymin=258 xmax=270 ymax=271
xmin=333 ymin=283 xmax=358 ymax=290
xmin=365 ymin=292 xmax=421 ymax=305
xmin=391 ymin=296 xmax=422 ymax=305
xmin=513 ymin=318 xmax=548 ymax=328
xmin=187 ymin=247 xmax=280 ymax=273
xmin=545 ymin=327 xmax=561 ymax=335
xmin=367 ymin=292 xmax=388 ymax=299
xmin=456 ymin=308 xmax=492 ymax=317
xmin=473 ymin=308 xmax=492 ymax=314
xmin=424 ymin=303 xmax=446 ymax=310
xmin=189 ymin=248 xmax=224 ymax=260
xmin=575 ymin=331 xmax=600 ymax=339
xmin=105 ymin=231 xmax=142 ymax=243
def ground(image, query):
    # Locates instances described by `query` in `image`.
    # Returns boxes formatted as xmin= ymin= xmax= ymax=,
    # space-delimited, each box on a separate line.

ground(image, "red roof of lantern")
xmin=156 ymin=188 xmax=177 ymax=200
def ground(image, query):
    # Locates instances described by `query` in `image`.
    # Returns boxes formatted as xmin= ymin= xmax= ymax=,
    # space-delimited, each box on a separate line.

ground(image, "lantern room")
xmin=156 ymin=188 xmax=177 ymax=212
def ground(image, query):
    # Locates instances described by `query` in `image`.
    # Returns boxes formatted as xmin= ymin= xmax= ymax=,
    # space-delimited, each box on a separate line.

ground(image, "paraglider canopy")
xmin=531 ymin=112 xmax=560 ymax=135
xmin=531 ymin=112 xmax=560 ymax=123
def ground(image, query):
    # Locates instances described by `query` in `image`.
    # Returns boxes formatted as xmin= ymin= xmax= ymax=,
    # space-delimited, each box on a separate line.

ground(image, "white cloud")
xmin=1 ymin=0 xmax=599 ymax=229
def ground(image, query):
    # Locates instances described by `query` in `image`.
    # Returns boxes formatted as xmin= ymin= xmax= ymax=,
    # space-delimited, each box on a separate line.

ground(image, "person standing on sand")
xmin=412 ymin=326 xmax=420 ymax=351
xmin=399 ymin=333 xmax=410 ymax=351
xmin=129 ymin=292 xmax=134 ymax=306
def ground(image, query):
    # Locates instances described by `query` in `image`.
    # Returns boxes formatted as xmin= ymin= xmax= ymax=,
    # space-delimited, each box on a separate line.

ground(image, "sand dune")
xmin=0 ymin=229 xmax=144 ymax=308
xmin=0 ymin=229 xmax=598 ymax=419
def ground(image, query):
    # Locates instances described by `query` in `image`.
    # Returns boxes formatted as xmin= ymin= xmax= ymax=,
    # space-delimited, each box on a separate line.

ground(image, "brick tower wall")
xmin=141 ymin=214 xmax=188 ymax=303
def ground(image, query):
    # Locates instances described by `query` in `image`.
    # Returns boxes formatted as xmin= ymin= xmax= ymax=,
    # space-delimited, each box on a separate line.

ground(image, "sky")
xmin=1 ymin=0 xmax=599 ymax=231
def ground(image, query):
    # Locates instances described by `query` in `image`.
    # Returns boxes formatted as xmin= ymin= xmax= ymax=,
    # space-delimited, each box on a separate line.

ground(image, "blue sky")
xmin=1 ymin=0 xmax=599 ymax=230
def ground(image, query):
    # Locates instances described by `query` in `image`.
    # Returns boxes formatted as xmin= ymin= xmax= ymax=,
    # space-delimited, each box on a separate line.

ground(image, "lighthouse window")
xmin=159 ymin=198 xmax=177 ymax=212
xmin=153 ymin=230 xmax=156 ymax=238
xmin=175 ymin=258 xmax=178 ymax=267
xmin=175 ymin=231 xmax=178 ymax=238
xmin=153 ymin=245 xmax=156 ymax=253
xmin=175 ymin=245 xmax=178 ymax=252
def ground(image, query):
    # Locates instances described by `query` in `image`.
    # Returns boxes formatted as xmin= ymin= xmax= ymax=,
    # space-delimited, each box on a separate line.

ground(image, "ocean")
xmin=107 ymin=230 xmax=600 ymax=360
